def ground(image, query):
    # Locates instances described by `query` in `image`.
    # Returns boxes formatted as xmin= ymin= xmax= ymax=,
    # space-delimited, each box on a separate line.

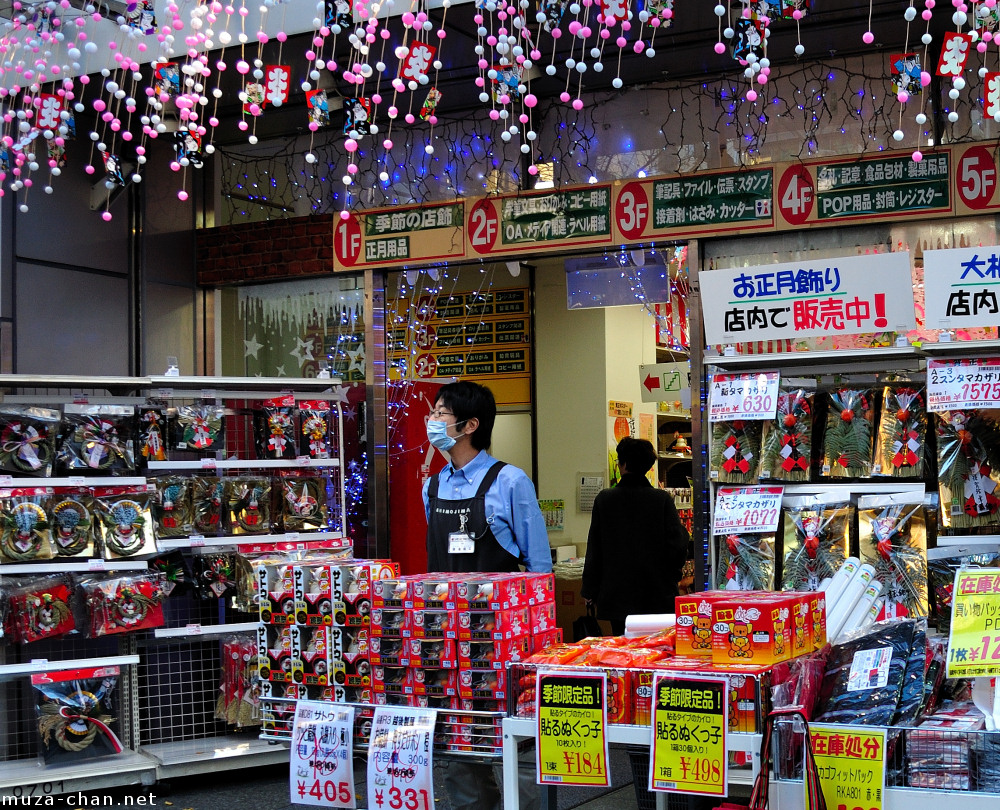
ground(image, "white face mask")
xmin=426 ymin=418 xmax=467 ymax=452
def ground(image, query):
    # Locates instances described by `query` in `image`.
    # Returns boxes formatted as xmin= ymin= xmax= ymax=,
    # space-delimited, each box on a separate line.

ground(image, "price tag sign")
xmin=927 ymin=358 xmax=1000 ymax=412
xmin=366 ymin=707 xmax=435 ymax=810
xmin=712 ymin=486 xmax=783 ymax=535
xmin=810 ymin=723 xmax=886 ymax=810
xmin=536 ymin=670 xmax=610 ymax=787
xmin=291 ymin=701 xmax=356 ymax=807
xmin=708 ymin=372 xmax=780 ymax=422
xmin=649 ymin=673 xmax=727 ymax=796
xmin=946 ymin=567 xmax=1000 ymax=678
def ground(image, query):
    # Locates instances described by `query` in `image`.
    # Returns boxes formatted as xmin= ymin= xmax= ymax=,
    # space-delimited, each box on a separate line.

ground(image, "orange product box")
xmin=711 ymin=592 xmax=794 ymax=666
xmin=809 ymin=592 xmax=827 ymax=649
xmin=606 ymin=668 xmax=632 ymax=724
xmin=787 ymin=592 xmax=813 ymax=657
xmin=674 ymin=591 xmax=730 ymax=657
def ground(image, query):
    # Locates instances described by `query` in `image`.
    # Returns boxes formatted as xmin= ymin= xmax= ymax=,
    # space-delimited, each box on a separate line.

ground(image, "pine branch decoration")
xmin=936 ymin=409 xmax=1000 ymax=531
xmin=715 ymin=533 xmax=775 ymax=591
xmin=781 ymin=504 xmax=851 ymax=591
xmin=710 ymin=420 xmax=763 ymax=484
xmin=758 ymin=389 xmax=814 ymax=482
xmin=823 ymin=387 xmax=875 ymax=478
xmin=859 ymin=502 xmax=928 ymax=618
xmin=875 ymin=386 xmax=927 ymax=478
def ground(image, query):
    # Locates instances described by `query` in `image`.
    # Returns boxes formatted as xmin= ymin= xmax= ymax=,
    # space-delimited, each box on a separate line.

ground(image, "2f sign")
xmin=335 ymin=216 xmax=362 ymax=267
xmin=469 ymin=199 xmax=499 ymax=254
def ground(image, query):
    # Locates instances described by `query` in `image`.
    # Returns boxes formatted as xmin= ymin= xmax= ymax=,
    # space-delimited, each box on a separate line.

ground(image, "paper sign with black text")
xmin=923 ymin=246 xmax=1000 ymax=330
xmin=290 ymin=701 xmax=356 ymax=807
xmin=366 ymin=707 xmax=436 ymax=810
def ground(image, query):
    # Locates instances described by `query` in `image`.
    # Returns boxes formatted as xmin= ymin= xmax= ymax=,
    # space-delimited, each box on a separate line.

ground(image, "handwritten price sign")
xmin=946 ymin=567 xmax=1000 ymax=678
xmin=366 ymin=707 xmax=436 ymax=810
xmin=927 ymin=358 xmax=1000 ymax=412
xmin=290 ymin=701 xmax=356 ymax=808
xmin=810 ymin=724 xmax=886 ymax=810
xmin=709 ymin=372 xmax=780 ymax=422
xmin=712 ymin=486 xmax=784 ymax=535
xmin=649 ymin=674 xmax=727 ymax=796
xmin=536 ymin=671 xmax=610 ymax=787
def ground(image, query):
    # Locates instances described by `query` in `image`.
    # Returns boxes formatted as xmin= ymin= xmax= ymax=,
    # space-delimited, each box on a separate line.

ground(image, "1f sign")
xmin=335 ymin=215 xmax=362 ymax=267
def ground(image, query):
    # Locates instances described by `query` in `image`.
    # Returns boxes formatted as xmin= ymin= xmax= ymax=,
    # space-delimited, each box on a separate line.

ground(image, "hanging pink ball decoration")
xmin=102 ymin=211 xmax=112 ymax=221
xmin=862 ymin=31 xmax=874 ymax=44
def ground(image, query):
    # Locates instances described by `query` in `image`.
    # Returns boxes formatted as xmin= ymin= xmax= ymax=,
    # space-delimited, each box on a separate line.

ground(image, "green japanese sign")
xmin=500 ymin=188 xmax=611 ymax=244
xmin=652 ymin=170 xmax=772 ymax=229
xmin=815 ymin=154 xmax=950 ymax=219
xmin=364 ymin=203 xmax=463 ymax=236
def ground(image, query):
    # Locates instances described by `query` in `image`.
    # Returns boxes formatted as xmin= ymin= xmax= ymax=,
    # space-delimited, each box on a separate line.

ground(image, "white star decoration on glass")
xmin=290 ymin=337 xmax=315 ymax=367
xmin=329 ymin=385 xmax=351 ymax=406
xmin=347 ymin=345 xmax=366 ymax=375
xmin=275 ymin=365 xmax=287 ymax=377
xmin=244 ymin=334 xmax=263 ymax=358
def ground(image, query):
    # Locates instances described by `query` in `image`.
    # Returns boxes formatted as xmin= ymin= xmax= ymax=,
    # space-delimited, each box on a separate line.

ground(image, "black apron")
xmin=426 ymin=461 xmax=522 ymax=573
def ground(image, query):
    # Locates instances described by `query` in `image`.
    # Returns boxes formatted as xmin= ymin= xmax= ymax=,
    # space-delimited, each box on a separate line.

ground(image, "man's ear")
xmin=462 ymin=417 xmax=479 ymax=437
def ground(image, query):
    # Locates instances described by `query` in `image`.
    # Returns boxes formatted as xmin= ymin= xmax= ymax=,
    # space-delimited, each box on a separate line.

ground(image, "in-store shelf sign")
xmin=290 ymin=701 xmax=356 ymax=808
xmin=712 ymin=486 xmax=784 ymax=535
xmin=366 ymin=707 xmax=436 ymax=810
xmin=923 ymin=246 xmax=1000 ymax=330
xmin=927 ymin=358 xmax=1000 ymax=412
xmin=708 ymin=372 xmax=779 ymax=421
xmin=810 ymin=723 xmax=886 ymax=810
xmin=946 ymin=567 xmax=1000 ymax=678
xmin=639 ymin=362 xmax=691 ymax=406
xmin=700 ymin=252 xmax=916 ymax=345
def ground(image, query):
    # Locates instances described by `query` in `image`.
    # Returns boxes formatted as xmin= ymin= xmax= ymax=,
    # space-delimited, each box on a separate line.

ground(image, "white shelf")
xmin=0 ymin=750 xmax=155 ymax=797
xmin=705 ymin=346 xmax=925 ymax=374
xmin=657 ymin=411 xmax=692 ymax=420
xmin=933 ymin=536 xmax=1000 ymax=552
xmin=0 ymin=477 xmax=148 ymax=488
xmin=157 ymin=530 xmax=345 ymax=550
xmin=0 ymin=560 xmax=148 ymax=574
xmin=921 ymin=338 xmax=1000 ymax=358
xmin=142 ymin=735 xmax=290 ymax=779
xmin=146 ymin=458 xmax=340 ymax=471
xmin=148 ymin=375 xmax=341 ymax=390
xmin=0 ymin=655 xmax=140 ymax=679
xmin=154 ymin=621 xmax=258 ymax=639
xmin=770 ymin=776 xmax=998 ymax=810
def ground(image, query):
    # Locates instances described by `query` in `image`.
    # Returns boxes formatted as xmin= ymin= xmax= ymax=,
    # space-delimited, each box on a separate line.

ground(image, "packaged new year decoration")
xmin=153 ymin=476 xmax=194 ymax=538
xmin=928 ymin=550 xmax=1000 ymax=632
xmin=7 ymin=576 xmax=76 ymax=643
xmin=0 ymin=488 xmax=54 ymax=563
xmin=873 ymin=385 xmax=927 ymax=478
xmin=758 ymin=387 xmax=815 ymax=482
xmin=171 ymin=404 xmax=225 ymax=454
xmin=256 ymin=398 xmax=296 ymax=460
xmin=56 ymin=405 xmax=136 ymax=475
xmin=715 ymin=533 xmax=775 ymax=591
xmin=279 ymin=475 xmax=327 ymax=532
xmin=822 ymin=386 xmax=875 ymax=478
xmin=781 ymin=495 xmax=852 ymax=591
xmin=227 ymin=477 xmax=271 ymax=535
xmin=299 ymin=401 xmax=333 ymax=459
xmin=858 ymin=493 xmax=929 ymax=619
xmin=710 ymin=420 xmax=762 ymax=484
xmin=0 ymin=405 xmax=59 ymax=476
xmin=935 ymin=409 xmax=1000 ymax=531
xmin=137 ymin=407 xmax=167 ymax=463
xmin=92 ymin=487 xmax=158 ymax=559
xmin=32 ymin=666 xmax=123 ymax=764
xmin=191 ymin=476 xmax=226 ymax=535
xmin=49 ymin=489 xmax=96 ymax=558
xmin=80 ymin=571 xmax=167 ymax=636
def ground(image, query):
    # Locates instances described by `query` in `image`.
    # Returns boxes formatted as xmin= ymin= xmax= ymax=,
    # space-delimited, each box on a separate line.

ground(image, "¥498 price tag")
xmin=709 ymin=372 xmax=780 ymax=422
xmin=649 ymin=674 xmax=727 ymax=797
xmin=290 ymin=701 xmax=356 ymax=808
xmin=536 ymin=671 xmax=610 ymax=787
xmin=712 ymin=486 xmax=784 ymax=535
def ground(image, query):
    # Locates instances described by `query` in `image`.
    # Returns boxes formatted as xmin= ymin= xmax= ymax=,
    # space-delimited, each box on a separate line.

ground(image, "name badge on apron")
xmin=448 ymin=513 xmax=475 ymax=554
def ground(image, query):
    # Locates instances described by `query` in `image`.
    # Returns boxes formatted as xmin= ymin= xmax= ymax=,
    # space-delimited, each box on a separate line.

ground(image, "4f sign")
xmin=469 ymin=199 xmax=499 ymax=254
xmin=335 ymin=215 xmax=362 ymax=267
xmin=778 ymin=165 xmax=814 ymax=225
xmin=616 ymin=182 xmax=649 ymax=240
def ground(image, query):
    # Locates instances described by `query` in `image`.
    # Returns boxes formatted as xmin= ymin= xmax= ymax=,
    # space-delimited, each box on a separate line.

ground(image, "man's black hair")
xmin=616 ymin=436 xmax=657 ymax=475
xmin=436 ymin=381 xmax=496 ymax=450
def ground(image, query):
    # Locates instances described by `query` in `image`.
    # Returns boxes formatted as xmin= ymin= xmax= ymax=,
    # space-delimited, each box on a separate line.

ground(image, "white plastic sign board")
xmin=923 ymin=246 xmax=1000 ymax=330
xmin=367 ymin=706 xmax=436 ymax=810
xmin=290 ymin=701 xmax=356 ymax=807
xmin=708 ymin=372 xmax=779 ymax=422
xmin=700 ymin=252 xmax=915 ymax=344
xmin=927 ymin=358 xmax=1000 ymax=412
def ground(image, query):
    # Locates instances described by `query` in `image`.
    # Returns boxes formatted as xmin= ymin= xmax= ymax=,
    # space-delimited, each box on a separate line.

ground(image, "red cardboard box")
xmin=458 ymin=667 xmax=508 ymax=699
xmin=456 ymin=574 xmax=527 ymax=610
xmin=257 ymin=562 xmax=296 ymax=625
xmin=412 ymin=576 xmax=458 ymax=609
xmin=404 ymin=638 xmax=458 ymax=668
xmin=530 ymin=601 xmax=558 ymax=634
xmin=405 ymin=609 xmax=457 ymax=639
xmin=374 ymin=692 xmax=411 ymax=706
xmin=524 ymin=573 xmax=555 ymax=605
xmin=372 ymin=577 xmax=415 ymax=609
xmin=372 ymin=665 xmax=412 ymax=695
xmin=531 ymin=628 xmax=563 ymax=653
xmin=414 ymin=694 xmax=459 ymax=710
xmin=293 ymin=625 xmax=346 ymax=687
xmin=457 ymin=607 xmax=531 ymax=641
xmin=369 ymin=635 xmax=406 ymax=666
xmin=370 ymin=608 xmax=409 ymax=637
xmin=457 ymin=636 xmax=531 ymax=669
xmin=411 ymin=667 xmax=458 ymax=696
xmin=674 ymin=591 xmax=729 ymax=657
xmin=256 ymin=623 xmax=295 ymax=682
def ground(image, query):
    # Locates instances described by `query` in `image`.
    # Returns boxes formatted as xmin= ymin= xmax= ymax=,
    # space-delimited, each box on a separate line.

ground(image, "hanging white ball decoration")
xmin=892 ymin=130 xmax=904 ymax=141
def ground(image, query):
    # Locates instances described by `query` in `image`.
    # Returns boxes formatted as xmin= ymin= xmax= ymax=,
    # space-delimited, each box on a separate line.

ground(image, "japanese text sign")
xmin=709 ymin=372 xmax=780 ymax=422
xmin=649 ymin=674 xmax=727 ymax=796
xmin=366 ymin=707 xmax=436 ymax=810
xmin=810 ymin=723 xmax=886 ymax=810
xmin=923 ymin=246 xmax=1000 ymax=329
xmin=713 ymin=486 xmax=784 ymax=535
xmin=700 ymin=252 xmax=915 ymax=345
xmin=536 ymin=670 xmax=610 ymax=787
xmin=946 ymin=567 xmax=1000 ymax=678
xmin=291 ymin=701 xmax=356 ymax=807
xmin=927 ymin=358 xmax=1000 ymax=412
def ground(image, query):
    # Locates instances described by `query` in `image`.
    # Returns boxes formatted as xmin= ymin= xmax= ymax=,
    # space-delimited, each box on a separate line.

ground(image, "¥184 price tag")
xmin=536 ymin=671 xmax=610 ymax=787
xmin=709 ymin=372 xmax=780 ymax=422
xmin=649 ymin=674 xmax=727 ymax=796
xmin=290 ymin=701 xmax=356 ymax=808
xmin=946 ymin=567 xmax=1000 ymax=678
xmin=927 ymin=358 xmax=1000 ymax=412
xmin=712 ymin=486 xmax=783 ymax=535
xmin=810 ymin=724 xmax=886 ymax=810
xmin=366 ymin=707 xmax=436 ymax=810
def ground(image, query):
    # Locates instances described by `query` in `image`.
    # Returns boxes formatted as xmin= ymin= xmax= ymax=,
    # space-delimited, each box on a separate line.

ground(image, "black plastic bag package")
xmin=974 ymin=733 xmax=1000 ymax=792
xmin=890 ymin=622 xmax=927 ymax=727
xmin=813 ymin=619 xmax=916 ymax=726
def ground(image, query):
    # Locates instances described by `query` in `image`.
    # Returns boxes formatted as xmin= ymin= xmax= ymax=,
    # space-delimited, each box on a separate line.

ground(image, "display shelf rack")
xmin=148 ymin=375 xmax=340 ymax=391
xmin=0 ymin=560 xmax=149 ymax=574
xmin=933 ymin=535 xmax=1000 ymax=550
xmin=153 ymin=622 xmax=258 ymax=639
xmin=769 ymin=777 xmax=998 ymax=810
xmin=157 ymin=530 xmax=347 ymax=551
xmin=146 ymin=458 xmax=341 ymax=471
xmin=705 ymin=346 xmax=925 ymax=374
xmin=0 ymin=750 xmax=156 ymax=798
xmin=141 ymin=735 xmax=290 ymax=779
xmin=0 ymin=655 xmax=140 ymax=680
xmin=921 ymin=338 xmax=1000 ymax=358
xmin=0 ymin=476 xmax=148 ymax=488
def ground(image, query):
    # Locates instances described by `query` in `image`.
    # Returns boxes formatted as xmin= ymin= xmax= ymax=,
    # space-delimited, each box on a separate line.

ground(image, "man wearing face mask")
xmin=422 ymin=380 xmax=550 ymax=810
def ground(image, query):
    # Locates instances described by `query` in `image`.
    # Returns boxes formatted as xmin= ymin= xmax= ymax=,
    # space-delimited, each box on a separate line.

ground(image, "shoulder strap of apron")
xmin=475 ymin=461 xmax=507 ymax=497
xmin=427 ymin=471 xmax=440 ymax=501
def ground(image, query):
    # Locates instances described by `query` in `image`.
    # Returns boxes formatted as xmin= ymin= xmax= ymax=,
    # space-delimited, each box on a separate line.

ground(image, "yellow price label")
xmin=946 ymin=568 xmax=1000 ymax=678
xmin=535 ymin=671 xmax=610 ymax=787
xmin=649 ymin=674 xmax=727 ymax=796
xmin=810 ymin=724 xmax=886 ymax=810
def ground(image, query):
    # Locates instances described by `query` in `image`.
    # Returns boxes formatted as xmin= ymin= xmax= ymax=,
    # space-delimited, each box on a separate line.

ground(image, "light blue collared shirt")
xmin=422 ymin=450 xmax=552 ymax=574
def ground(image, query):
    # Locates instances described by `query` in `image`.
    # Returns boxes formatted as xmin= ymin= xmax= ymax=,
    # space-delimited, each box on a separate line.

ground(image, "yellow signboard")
xmin=649 ymin=674 xmax=727 ymax=796
xmin=608 ymin=401 xmax=633 ymax=418
xmin=810 ymin=723 xmax=886 ymax=810
xmin=946 ymin=567 xmax=1000 ymax=678
xmin=536 ymin=671 xmax=610 ymax=787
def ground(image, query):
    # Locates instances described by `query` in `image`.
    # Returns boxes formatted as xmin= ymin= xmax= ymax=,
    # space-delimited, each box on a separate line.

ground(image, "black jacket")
xmin=581 ymin=473 xmax=690 ymax=623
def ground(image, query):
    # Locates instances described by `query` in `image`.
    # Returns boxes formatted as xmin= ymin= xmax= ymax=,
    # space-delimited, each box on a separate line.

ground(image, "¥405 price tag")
xmin=709 ymin=372 xmax=780 ymax=422
xmin=649 ymin=674 xmax=727 ymax=796
xmin=290 ymin=701 xmax=356 ymax=808
xmin=712 ymin=486 xmax=783 ymax=535
xmin=810 ymin=724 xmax=886 ymax=810
xmin=536 ymin=671 xmax=610 ymax=787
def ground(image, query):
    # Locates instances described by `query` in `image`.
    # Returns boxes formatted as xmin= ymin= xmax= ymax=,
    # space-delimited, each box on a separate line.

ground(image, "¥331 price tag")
xmin=366 ymin=707 xmax=436 ymax=810
xmin=536 ymin=670 xmax=610 ymax=787
xmin=946 ymin=567 xmax=1000 ymax=678
xmin=809 ymin=724 xmax=886 ymax=810
xmin=709 ymin=372 xmax=780 ymax=422
xmin=290 ymin=701 xmax=356 ymax=808
xmin=649 ymin=673 xmax=727 ymax=796
xmin=712 ymin=486 xmax=783 ymax=535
